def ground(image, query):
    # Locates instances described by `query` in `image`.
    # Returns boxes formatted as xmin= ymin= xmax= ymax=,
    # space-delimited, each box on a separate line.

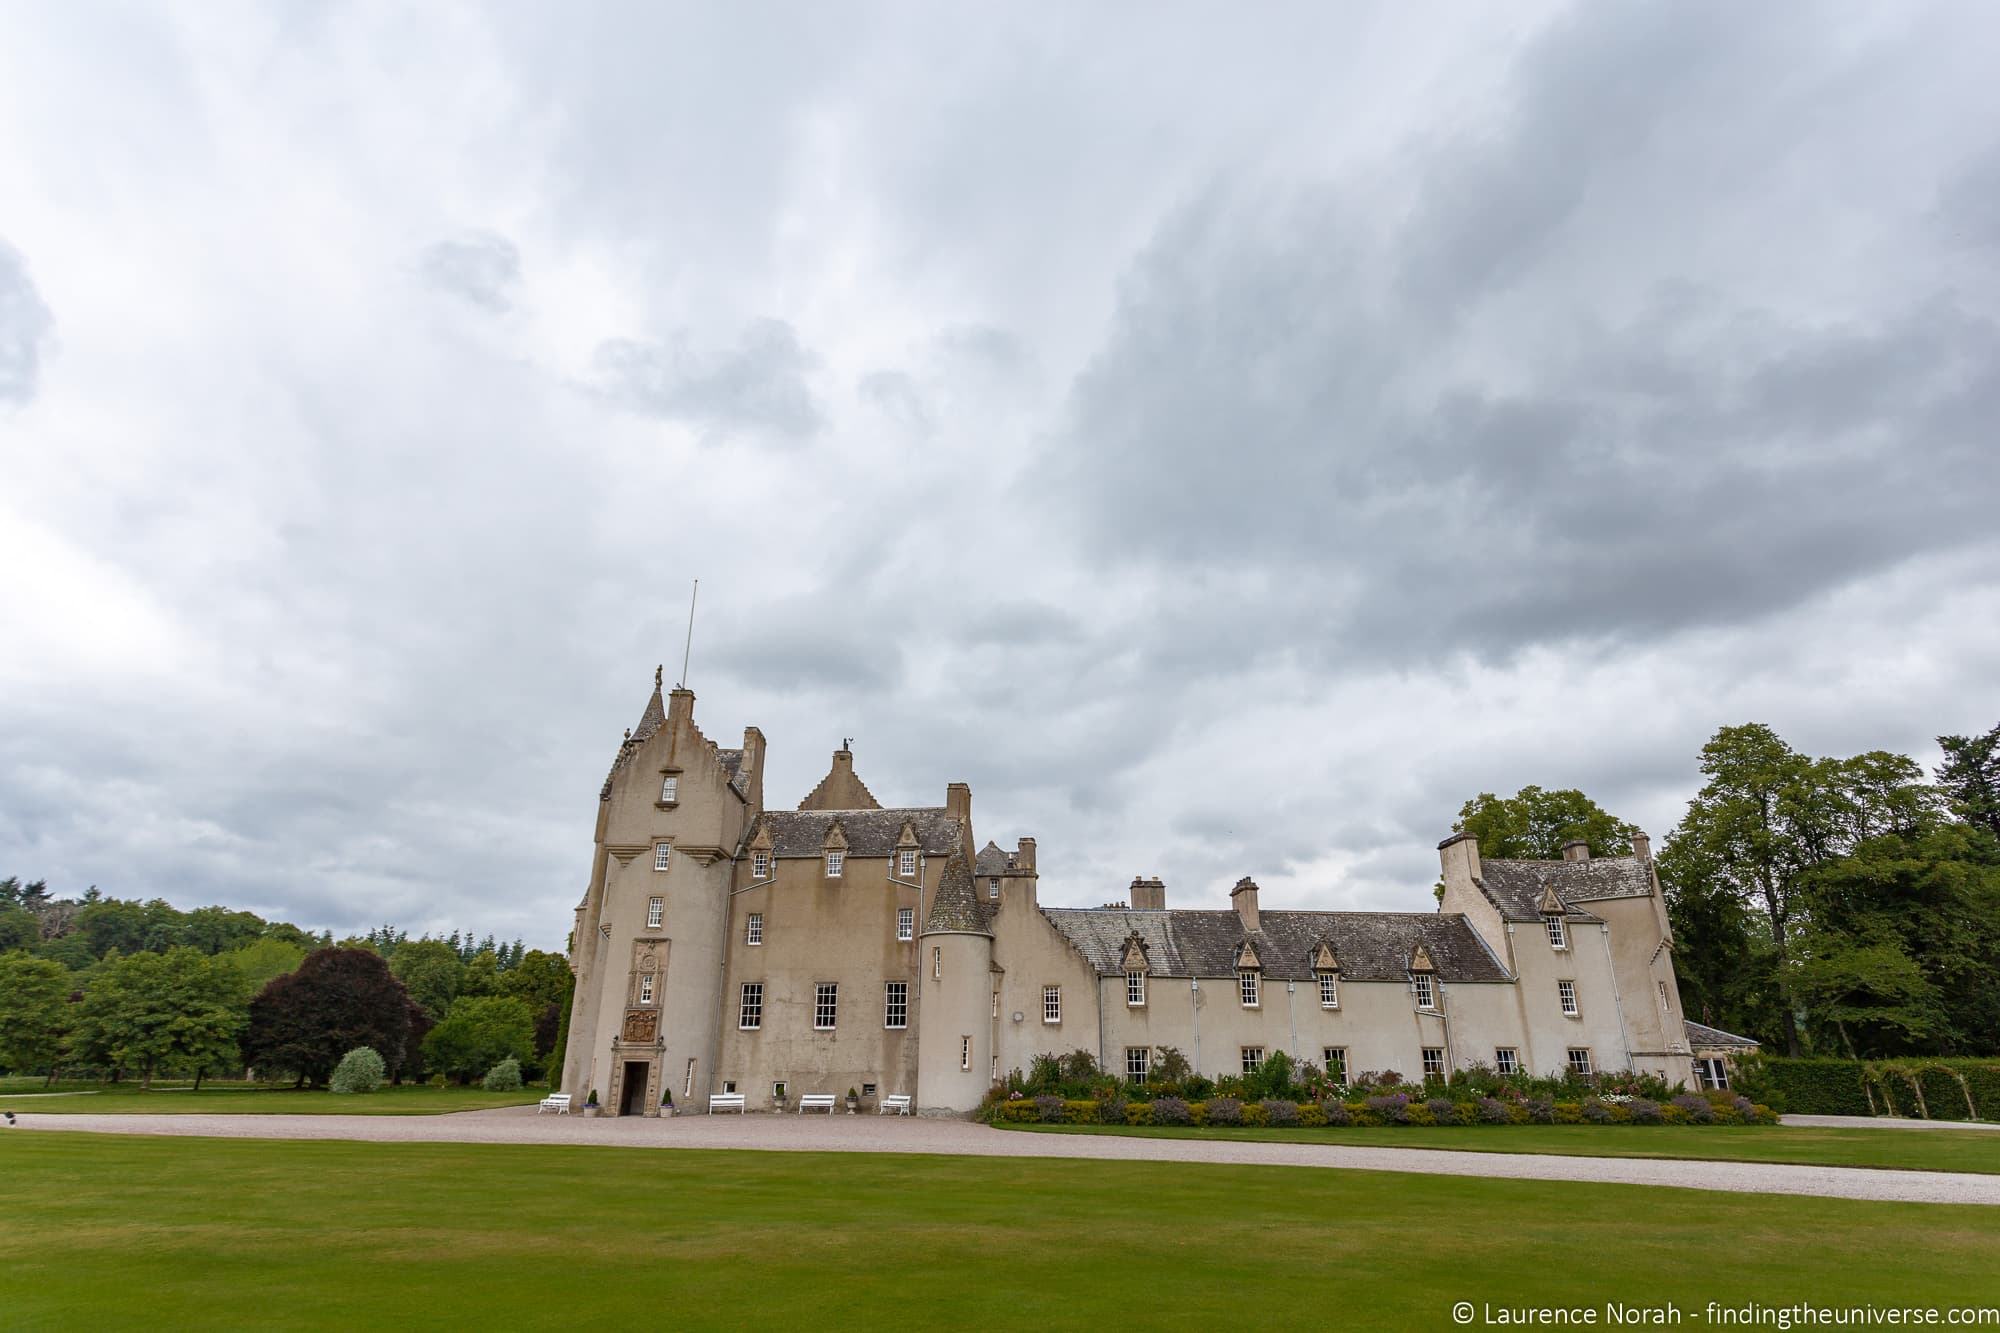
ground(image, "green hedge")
xmin=1739 ymin=1056 xmax=2000 ymax=1120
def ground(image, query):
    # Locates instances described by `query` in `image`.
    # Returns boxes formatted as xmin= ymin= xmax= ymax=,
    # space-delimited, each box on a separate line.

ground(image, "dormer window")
xmin=898 ymin=849 xmax=917 ymax=877
xmin=1412 ymin=973 xmax=1437 ymax=1010
xmin=1127 ymin=971 xmax=1146 ymax=1007
xmin=1545 ymin=915 xmax=1568 ymax=950
xmin=1238 ymin=970 xmax=1260 ymax=1008
xmin=660 ymin=775 xmax=678 ymax=804
xmin=1316 ymin=970 xmax=1339 ymax=1009
xmin=825 ymin=851 xmax=844 ymax=878
xmin=752 ymin=851 xmax=770 ymax=879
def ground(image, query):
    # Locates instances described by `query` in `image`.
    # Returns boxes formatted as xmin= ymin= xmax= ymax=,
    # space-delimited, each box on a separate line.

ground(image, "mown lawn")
xmin=1 ymin=1133 xmax=1996 ymax=1330
xmin=998 ymin=1120 xmax=2000 ymax=1174
xmin=0 ymin=1077 xmax=539 ymax=1115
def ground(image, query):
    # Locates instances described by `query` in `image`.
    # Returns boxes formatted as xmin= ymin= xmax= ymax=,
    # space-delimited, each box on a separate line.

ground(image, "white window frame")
xmin=824 ymin=851 xmax=844 ymax=878
xmin=1126 ymin=1047 xmax=1149 ymax=1083
xmin=1043 ymin=985 xmax=1061 ymax=1025
xmin=660 ymin=775 xmax=678 ymax=804
xmin=960 ymin=1035 xmax=971 ymax=1071
xmin=1422 ymin=1047 xmax=1446 ymax=1079
xmin=646 ymin=896 xmax=664 ymax=929
xmin=1412 ymin=973 xmax=1436 ymax=1010
xmin=738 ymin=982 xmax=762 ymax=1030
xmin=899 ymin=849 xmax=917 ymax=877
xmin=1558 ymin=979 xmax=1579 ymax=1016
xmin=884 ymin=980 xmax=908 ymax=1030
xmin=1495 ymin=1047 xmax=1519 ymax=1076
xmin=1126 ymin=970 xmax=1146 ymax=1007
xmin=745 ymin=912 xmax=763 ymax=946
xmin=896 ymin=907 xmax=914 ymax=941
xmin=1696 ymin=1057 xmax=1729 ymax=1090
xmin=1238 ymin=970 xmax=1260 ymax=1008
xmin=1545 ymin=915 xmax=1567 ymax=949
xmin=1322 ymin=1048 xmax=1347 ymax=1083
xmin=1316 ymin=970 xmax=1338 ymax=1008
xmin=1241 ymin=1046 xmax=1264 ymax=1074
xmin=751 ymin=851 xmax=770 ymax=879
xmin=988 ymin=876 xmax=1001 ymax=900
xmin=1568 ymin=1047 xmax=1594 ymax=1076
xmin=638 ymin=974 xmax=655 ymax=1005
xmin=653 ymin=842 xmax=672 ymax=872
xmin=814 ymin=982 xmax=838 ymax=1030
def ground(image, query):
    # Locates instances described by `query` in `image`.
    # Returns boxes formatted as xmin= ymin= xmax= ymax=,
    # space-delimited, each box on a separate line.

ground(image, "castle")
xmin=560 ymin=674 xmax=1754 ymax=1115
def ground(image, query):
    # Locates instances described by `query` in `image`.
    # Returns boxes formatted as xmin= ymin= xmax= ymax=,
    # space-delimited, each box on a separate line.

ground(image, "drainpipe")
xmin=1286 ymin=980 xmax=1298 ymax=1057
xmin=1598 ymin=924 xmax=1634 ymax=1071
xmin=1097 ymin=974 xmax=1108 ymax=1075
xmin=1190 ymin=977 xmax=1201 ymax=1073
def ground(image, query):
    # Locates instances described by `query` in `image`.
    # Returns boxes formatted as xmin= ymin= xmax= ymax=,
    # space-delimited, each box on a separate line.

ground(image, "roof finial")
xmin=655 ymin=663 xmax=663 ymax=690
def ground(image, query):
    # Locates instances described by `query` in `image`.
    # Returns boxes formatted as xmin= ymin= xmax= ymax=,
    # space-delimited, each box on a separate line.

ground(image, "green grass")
xmin=0 ymin=1077 xmax=538 ymax=1115
xmin=998 ymin=1120 xmax=2000 ymax=1174
xmin=0 ymin=1134 xmax=1994 ymax=1330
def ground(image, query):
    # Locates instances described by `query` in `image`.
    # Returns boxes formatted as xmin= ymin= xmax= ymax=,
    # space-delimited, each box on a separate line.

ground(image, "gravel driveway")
xmin=11 ymin=1107 xmax=1999 ymax=1205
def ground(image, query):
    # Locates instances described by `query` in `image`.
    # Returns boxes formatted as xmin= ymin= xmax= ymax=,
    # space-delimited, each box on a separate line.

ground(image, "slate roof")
xmin=1040 ymin=908 xmax=1512 ymax=983
xmin=1685 ymin=1020 xmax=1760 ymax=1050
xmin=716 ymin=749 xmax=747 ymax=795
xmin=755 ymin=808 xmax=964 ymax=859
xmin=1478 ymin=856 xmax=1653 ymax=922
xmin=974 ymin=841 xmax=1012 ymax=877
xmin=923 ymin=853 xmax=992 ymax=935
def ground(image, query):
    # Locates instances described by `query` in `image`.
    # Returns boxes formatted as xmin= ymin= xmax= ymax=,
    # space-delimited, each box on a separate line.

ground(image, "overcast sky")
xmin=4 ymin=2 xmax=1998 ymax=948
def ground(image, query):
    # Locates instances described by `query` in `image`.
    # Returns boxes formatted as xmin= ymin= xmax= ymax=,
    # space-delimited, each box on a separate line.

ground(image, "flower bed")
xmin=991 ymin=1089 xmax=1776 ymax=1128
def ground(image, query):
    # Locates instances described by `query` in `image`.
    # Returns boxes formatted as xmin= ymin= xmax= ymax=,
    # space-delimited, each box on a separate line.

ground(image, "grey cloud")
xmin=0 ymin=239 xmax=54 ymax=405
xmin=419 ymin=231 xmax=521 ymax=312
xmin=594 ymin=318 xmax=822 ymax=439
xmin=1050 ymin=9 xmax=2000 ymax=670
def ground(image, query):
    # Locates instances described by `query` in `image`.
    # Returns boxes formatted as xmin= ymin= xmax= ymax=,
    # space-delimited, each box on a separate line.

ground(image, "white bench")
xmin=878 ymin=1094 xmax=912 ymax=1116
xmin=797 ymin=1093 xmax=838 ymax=1114
xmin=537 ymin=1093 xmax=571 ymax=1115
xmin=708 ymin=1093 xmax=747 ymax=1114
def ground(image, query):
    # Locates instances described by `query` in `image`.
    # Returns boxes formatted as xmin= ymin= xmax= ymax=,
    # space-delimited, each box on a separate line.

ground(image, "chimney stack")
xmin=1230 ymin=876 xmax=1261 ymax=932
xmin=945 ymin=782 xmax=972 ymax=826
xmin=1561 ymin=839 xmax=1590 ymax=862
xmin=1129 ymin=876 xmax=1166 ymax=911
xmin=1437 ymin=831 xmax=1482 ymax=890
xmin=1630 ymin=830 xmax=1651 ymax=861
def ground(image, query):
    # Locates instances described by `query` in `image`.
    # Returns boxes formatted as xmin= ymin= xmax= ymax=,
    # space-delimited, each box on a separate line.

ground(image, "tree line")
xmin=1454 ymin=719 xmax=2000 ymax=1061
xmin=0 ymin=884 xmax=571 ymax=1089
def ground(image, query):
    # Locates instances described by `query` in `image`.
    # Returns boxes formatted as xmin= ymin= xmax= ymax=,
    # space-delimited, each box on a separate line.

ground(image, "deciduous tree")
xmin=242 ymin=947 xmax=412 ymax=1087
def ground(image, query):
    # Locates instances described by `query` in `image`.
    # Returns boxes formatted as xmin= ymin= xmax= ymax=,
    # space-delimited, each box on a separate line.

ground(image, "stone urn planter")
xmin=846 ymin=1089 xmax=860 ymax=1115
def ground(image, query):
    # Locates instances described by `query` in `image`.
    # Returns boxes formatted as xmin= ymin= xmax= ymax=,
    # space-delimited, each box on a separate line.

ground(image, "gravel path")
xmin=1783 ymin=1114 xmax=2000 ymax=1132
xmin=11 ymin=1108 xmax=1999 ymax=1205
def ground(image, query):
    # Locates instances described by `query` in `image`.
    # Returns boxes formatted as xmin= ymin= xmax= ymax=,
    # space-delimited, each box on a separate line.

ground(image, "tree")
xmin=0 ymin=904 xmax=38 ymax=952
xmin=1937 ymin=722 xmax=2000 ymax=840
xmin=458 ymin=948 xmax=501 ymax=999
xmin=390 ymin=938 xmax=463 ymax=1020
xmin=1787 ymin=931 xmax=1943 ymax=1057
xmin=69 ymin=948 xmax=243 ymax=1089
xmin=0 ymin=952 xmax=71 ymax=1083
xmin=215 ymin=938 xmax=306 ymax=999
xmin=421 ymin=995 xmax=535 ymax=1084
xmin=501 ymin=950 xmax=573 ymax=1013
xmin=1453 ymin=786 xmax=1638 ymax=860
xmin=242 ymin=947 xmax=413 ymax=1087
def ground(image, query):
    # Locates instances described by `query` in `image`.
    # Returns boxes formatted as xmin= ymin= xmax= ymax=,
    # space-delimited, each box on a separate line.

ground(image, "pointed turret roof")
xmin=922 ymin=851 xmax=992 ymax=936
xmin=599 ymin=666 xmax=670 ymax=800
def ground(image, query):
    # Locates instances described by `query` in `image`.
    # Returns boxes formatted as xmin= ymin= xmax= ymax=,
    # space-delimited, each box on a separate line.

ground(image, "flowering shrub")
xmin=1297 ymin=1101 xmax=1328 ymax=1127
xmin=1034 ymin=1094 xmax=1066 ymax=1123
xmin=1526 ymin=1098 xmax=1556 ymax=1124
xmin=1320 ymin=1098 xmax=1353 ymax=1126
xmin=1426 ymin=1098 xmax=1458 ymax=1125
xmin=1627 ymin=1098 xmax=1664 ymax=1124
xmin=1672 ymin=1093 xmax=1716 ymax=1124
xmin=1476 ymin=1096 xmax=1513 ymax=1124
xmin=1124 ymin=1101 xmax=1154 ymax=1126
xmin=1151 ymin=1096 xmax=1193 ymax=1126
xmin=1366 ymin=1093 xmax=1411 ymax=1124
xmin=1205 ymin=1096 xmax=1244 ymax=1126
xmin=1581 ymin=1097 xmax=1614 ymax=1124
xmin=1262 ymin=1099 xmax=1300 ymax=1127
